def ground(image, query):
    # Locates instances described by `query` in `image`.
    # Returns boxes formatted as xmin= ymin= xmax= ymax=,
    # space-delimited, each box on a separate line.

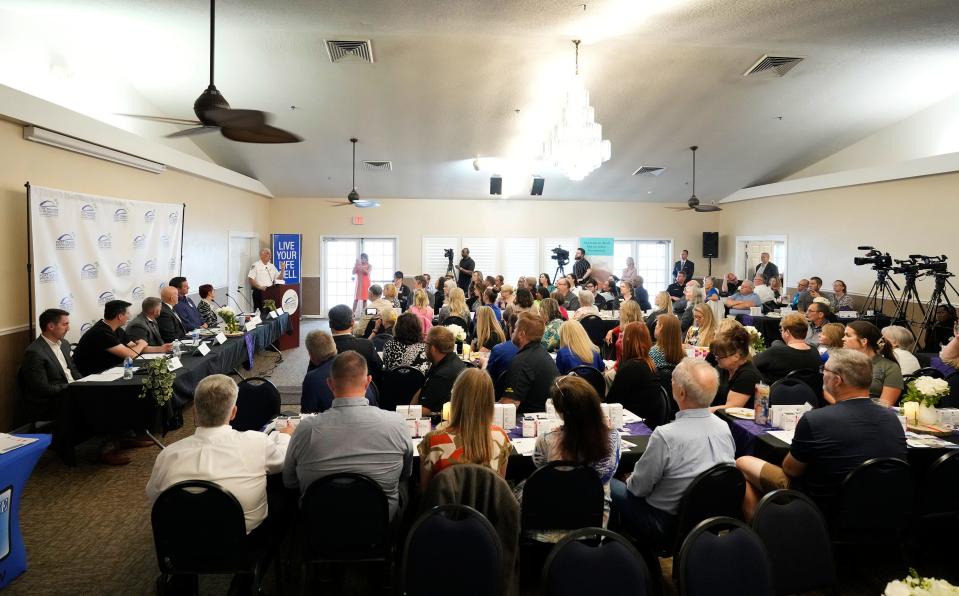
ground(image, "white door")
xmin=321 ymin=237 xmax=397 ymax=316
xmin=736 ymin=238 xmax=786 ymax=282
xmin=228 ymin=234 xmax=257 ymax=311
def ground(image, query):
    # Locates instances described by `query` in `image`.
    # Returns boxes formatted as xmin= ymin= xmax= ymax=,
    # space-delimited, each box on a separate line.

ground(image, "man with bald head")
xmin=611 ymin=358 xmax=735 ymax=548
xmin=724 ymin=280 xmax=763 ymax=310
xmin=157 ymin=286 xmax=187 ymax=342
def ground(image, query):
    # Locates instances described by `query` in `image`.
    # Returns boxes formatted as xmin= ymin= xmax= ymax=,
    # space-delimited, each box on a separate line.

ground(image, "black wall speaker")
xmin=490 ymin=176 xmax=502 ymax=195
xmin=530 ymin=177 xmax=545 ymax=195
xmin=703 ymin=232 xmax=719 ymax=258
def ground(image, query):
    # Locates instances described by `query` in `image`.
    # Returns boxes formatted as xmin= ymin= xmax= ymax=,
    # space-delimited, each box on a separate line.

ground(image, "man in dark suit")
xmin=18 ymin=308 xmax=81 ymax=425
xmin=158 ymin=286 xmax=187 ymax=342
xmin=328 ymin=304 xmax=383 ymax=384
xmin=672 ymin=249 xmax=695 ymax=281
xmin=127 ymin=297 xmax=173 ymax=353
xmin=754 ymin=252 xmax=780 ymax=284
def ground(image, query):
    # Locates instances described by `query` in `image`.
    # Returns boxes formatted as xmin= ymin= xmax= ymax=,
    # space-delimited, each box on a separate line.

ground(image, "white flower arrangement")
xmin=743 ymin=325 xmax=765 ymax=354
xmin=445 ymin=323 xmax=467 ymax=342
xmin=884 ymin=571 xmax=958 ymax=595
xmin=812 ymin=296 xmax=831 ymax=306
xmin=902 ymin=375 xmax=951 ymax=407
xmin=216 ymin=307 xmax=239 ymax=334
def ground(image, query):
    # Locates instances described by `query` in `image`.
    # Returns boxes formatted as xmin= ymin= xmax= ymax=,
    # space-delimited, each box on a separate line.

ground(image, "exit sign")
xmin=352 ymin=215 xmax=364 ymax=225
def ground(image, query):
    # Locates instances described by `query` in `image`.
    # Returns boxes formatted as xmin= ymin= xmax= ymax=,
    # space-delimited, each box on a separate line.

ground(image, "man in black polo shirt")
xmin=328 ymin=305 xmax=383 ymax=384
xmin=500 ymin=312 xmax=559 ymax=414
xmin=455 ymin=249 xmax=475 ymax=292
xmin=735 ymin=349 xmax=906 ymax=520
xmin=572 ymin=247 xmax=592 ymax=285
xmin=416 ymin=326 xmax=467 ymax=415
xmin=73 ymin=300 xmax=148 ymax=377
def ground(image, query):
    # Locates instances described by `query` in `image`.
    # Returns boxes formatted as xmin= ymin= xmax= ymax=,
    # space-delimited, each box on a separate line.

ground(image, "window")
xmin=503 ymin=237 xmax=539 ymax=285
xmin=422 ymin=237 xmax=459 ymax=282
xmin=542 ymin=237 xmax=578 ymax=284
xmin=362 ymin=239 xmax=395 ymax=288
xmin=461 ymin=237 xmax=498 ymax=280
xmin=613 ymin=240 xmax=672 ymax=295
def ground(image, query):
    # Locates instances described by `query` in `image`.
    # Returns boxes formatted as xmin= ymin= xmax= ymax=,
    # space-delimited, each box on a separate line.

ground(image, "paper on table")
xmin=0 ymin=433 xmax=39 ymax=454
xmin=622 ymin=409 xmax=642 ymax=424
xmin=621 ymin=440 xmax=638 ymax=450
xmin=511 ymin=438 xmax=537 ymax=456
xmin=139 ymin=353 xmax=168 ymax=360
xmin=76 ymin=367 xmax=128 ymax=382
xmin=767 ymin=430 xmax=795 ymax=445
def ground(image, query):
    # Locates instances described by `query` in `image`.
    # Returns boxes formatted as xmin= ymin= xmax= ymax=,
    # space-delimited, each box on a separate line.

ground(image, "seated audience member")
xmin=804 ymin=300 xmax=831 ymax=345
xmin=328 ymin=304 xmax=383 ymax=383
xmin=496 ymin=284 xmax=515 ymax=311
xmin=432 ymin=278 xmax=445 ymax=312
xmin=790 ymin=278 xmax=810 ymax=309
xmin=126 ymin=298 xmax=173 ymax=353
xmin=646 ymin=291 xmax=671 ymax=338
xmin=753 ymin=313 xmax=821 ymax=384
xmin=752 ymin=275 xmax=776 ymax=304
xmin=839 ymin=321 xmax=903 ymax=406
xmin=829 ymin=279 xmax=854 ymax=311
xmin=409 ymin=289 xmax=434 ymax=337
xmin=393 ymin=271 xmax=412 ymax=310
xmin=555 ymin=277 xmax=580 ymax=311
xmin=633 ymin=276 xmax=652 ymax=311
xmin=556 ymin=320 xmax=605 ymax=374
xmin=369 ymin=307 xmax=396 ymax=351
xmin=354 ymin=285 xmax=392 ymax=337
xmin=147 ymin=374 xmax=292 ymax=534
xmin=494 ymin=275 xmax=505 ymax=291
xmin=606 ymin=323 xmax=663 ymax=428
xmin=535 ymin=285 xmax=551 ymax=307
xmin=797 ymin=276 xmax=828 ymax=312
xmin=158 ymin=286 xmax=188 ymax=342
xmin=925 ymin=304 xmax=957 ymax=352
xmin=438 ymin=287 xmax=471 ymax=324
xmin=423 ymin=273 xmax=436 ymax=298
xmin=649 ymin=314 xmax=685 ymax=370
xmin=572 ymin=290 xmax=599 ymax=320
xmin=540 ymin=298 xmax=565 ymax=352
xmin=679 ymin=282 xmax=703 ymax=333
xmin=284 ymin=351 xmax=413 ymax=520
xmin=709 ymin=326 xmax=763 ymax=410
xmin=506 ymin=287 xmax=536 ymax=322
xmin=603 ymin=301 xmax=644 ymax=362
xmin=74 ymin=300 xmax=148 ymax=376
xmin=684 ymin=303 xmax=716 ymax=349
xmin=472 ymin=306 xmax=506 ymax=352
xmin=817 ymin=322 xmax=846 ymax=362
xmin=416 ymin=326 xmax=467 ymax=415
xmin=549 ymin=291 xmax=570 ymax=320
xmin=611 ymin=358 xmax=735 ymax=548
xmin=881 ymin=325 xmax=920 ymax=375
xmin=501 ymin=312 xmax=559 ymax=414
xmin=703 ymin=276 xmax=721 ymax=302
xmin=383 ymin=312 xmax=430 ymax=373
xmin=768 ymin=276 xmax=783 ymax=300
xmin=414 ymin=275 xmax=434 ymax=309
xmin=666 ymin=272 xmax=686 ymax=304
xmin=538 ymin=273 xmax=555 ymax=293
xmin=20 ymin=308 xmax=81 ymax=422
xmin=467 ymin=281 xmax=485 ymax=311
xmin=169 ymin=276 xmax=206 ymax=331
xmin=196 ymin=284 xmax=220 ymax=328
xmin=724 ymin=280 xmax=763 ymax=310
xmin=482 ymin=288 xmax=503 ymax=322
xmin=565 ymin=273 xmax=578 ymax=292
xmin=485 ymin=275 xmax=497 ymax=290
xmin=486 ymin=332 xmax=520 ymax=384
xmin=721 ymin=272 xmax=741 ymax=297
xmin=384 ymin=283 xmax=401 ymax=310
xmin=302 ymin=331 xmax=377 ymax=413
xmin=418 ymin=369 xmax=510 ymax=486
xmin=531 ymin=376 xmax=621 ymax=533
xmin=736 ymin=349 xmax=906 ymax=519
xmin=716 ymin=317 xmax=744 ymax=338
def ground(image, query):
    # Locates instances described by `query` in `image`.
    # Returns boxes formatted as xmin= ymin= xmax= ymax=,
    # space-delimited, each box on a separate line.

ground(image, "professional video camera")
xmin=910 ymin=254 xmax=949 ymax=274
xmin=551 ymin=246 xmax=570 ymax=265
xmin=892 ymin=257 xmax=918 ymax=276
xmin=444 ymin=248 xmax=454 ymax=262
xmin=853 ymin=246 xmax=893 ymax=270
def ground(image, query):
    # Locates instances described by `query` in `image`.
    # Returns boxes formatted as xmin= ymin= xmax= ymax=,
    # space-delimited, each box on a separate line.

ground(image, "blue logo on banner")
xmin=284 ymin=294 xmax=297 ymax=310
xmin=59 ymin=295 xmax=74 ymax=312
xmin=144 ymin=209 xmax=156 ymax=223
xmin=116 ymin=261 xmax=132 ymax=277
xmin=80 ymin=322 xmax=94 ymax=333
xmin=158 ymin=282 xmax=167 ymax=294
xmin=143 ymin=259 xmax=157 ymax=273
xmin=160 ymin=234 xmax=170 ymax=248
xmin=272 ymin=233 xmax=301 ymax=284
xmin=98 ymin=291 xmax=116 ymax=305
xmin=39 ymin=199 xmax=59 ymax=217
xmin=168 ymin=212 xmax=179 ymax=225
xmin=97 ymin=233 xmax=112 ymax=249
xmin=168 ymin=257 xmax=178 ymax=272
xmin=39 ymin=265 xmax=58 ymax=284
xmin=132 ymin=285 xmax=145 ymax=301
xmin=56 ymin=233 xmax=76 ymax=250
xmin=80 ymin=204 xmax=96 ymax=220
xmin=133 ymin=235 xmax=146 ymax=249
xmin=114 ymin=208 xmax=129 ymax=222
xmin=80 ymin=263 xmax=99 ymax=280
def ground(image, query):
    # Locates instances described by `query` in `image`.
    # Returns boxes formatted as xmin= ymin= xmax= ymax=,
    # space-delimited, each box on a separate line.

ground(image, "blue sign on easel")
xmin=272 ymin=234 xmax=301 ymax=284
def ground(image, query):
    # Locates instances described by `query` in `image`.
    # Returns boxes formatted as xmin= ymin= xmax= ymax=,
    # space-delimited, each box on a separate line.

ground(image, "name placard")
xmin=197 ymin=342 xmax=211 ymax=356
xmin=215 ymin=332 xmax=227 ymax=344
xmin=244 ymin=321 xmax=257 ymax=332
xmin=269 ymin=310 xmax=279 ymax=319
xmin=167 ymin=357 xmax=183 ymax=371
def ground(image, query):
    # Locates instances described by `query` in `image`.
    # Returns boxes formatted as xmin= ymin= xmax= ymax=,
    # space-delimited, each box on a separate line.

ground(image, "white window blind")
xmin=503 ymin=237 xmax=539 ymax=285
xmin=461 ymin=237 xmax=498 ymax=280
xmin=612 ymin=239 xmax=672 ymax=295
xmin=542 ymin=237 xmax=578 ymax=284
xmin=422 ymin=237 xmax=459 ymax=282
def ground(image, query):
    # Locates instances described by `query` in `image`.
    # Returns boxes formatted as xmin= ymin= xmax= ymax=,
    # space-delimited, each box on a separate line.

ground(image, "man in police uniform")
xmin=248 ymin=248 xmax=284 ymax=311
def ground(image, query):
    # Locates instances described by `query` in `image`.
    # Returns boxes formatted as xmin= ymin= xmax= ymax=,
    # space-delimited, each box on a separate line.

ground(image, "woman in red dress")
xmin=352 ymin=253 xmax=371 ymax=312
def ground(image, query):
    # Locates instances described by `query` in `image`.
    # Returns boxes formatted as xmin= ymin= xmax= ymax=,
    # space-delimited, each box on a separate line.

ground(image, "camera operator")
xmin=455 ymin=248 xmax=474 ymax=292
xmin=573 ymin=247 xmax=592 ymax=285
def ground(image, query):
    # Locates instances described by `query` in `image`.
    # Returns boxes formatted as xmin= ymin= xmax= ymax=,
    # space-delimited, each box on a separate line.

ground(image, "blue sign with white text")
xmin=272 ymin=234 xmax=301 ymax=284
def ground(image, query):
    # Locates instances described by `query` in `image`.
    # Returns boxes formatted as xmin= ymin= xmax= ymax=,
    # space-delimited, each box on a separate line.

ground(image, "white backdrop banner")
xmin=29 ymin=185 xmax=184 ymax=343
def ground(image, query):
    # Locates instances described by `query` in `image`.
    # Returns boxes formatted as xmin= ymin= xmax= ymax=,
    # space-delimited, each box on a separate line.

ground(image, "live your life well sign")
xmin=272 ymin=233 xmax=301 ymax=284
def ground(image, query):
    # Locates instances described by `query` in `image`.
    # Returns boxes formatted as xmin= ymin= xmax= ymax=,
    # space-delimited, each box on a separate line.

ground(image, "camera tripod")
xmin=914 ymin=272 xmax=958 ymax=351
xmin=859 ymin=267 xmax=902 ymax=319
xmin=553 ymin=260 xmax=568 ymax=284
xmin=445 ymin=258 xmax=454 ymax=278
xmin=893 ymin=269 xmax=925 ymax=328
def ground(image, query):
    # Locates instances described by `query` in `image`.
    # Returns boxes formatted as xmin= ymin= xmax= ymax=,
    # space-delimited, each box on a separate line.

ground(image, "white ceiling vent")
xmin=363 ymin=160 xmax=392 ymax=172
xmin=326 ymin=40 xmax=374 ymax=64
xmin=743 ymin=55 xmax=804 ymax=77
xmin=632 ymin=166 xmax=665 ymax=176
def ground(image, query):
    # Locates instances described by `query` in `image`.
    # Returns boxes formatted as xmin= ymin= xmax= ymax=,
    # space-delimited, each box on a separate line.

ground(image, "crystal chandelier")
xmin=543 ymin=40 xmax=612 ymax=182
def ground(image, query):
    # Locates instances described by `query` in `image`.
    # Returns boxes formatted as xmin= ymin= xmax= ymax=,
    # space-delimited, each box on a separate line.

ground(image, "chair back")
xmin=768 ymin=378 xmax=817 ymax=407
xmin=911 ymin=367 xmax=945 ymax=379
xmin=379 ymin=365 xmax=425 ymax=411
xmin=569 ymin=366 xmax=607 ymax=401
xmin=300 ymin=473 xmax=391 ymax=561
xmin=542 ymin=528 xmax=651 ymax=596
xmin=231 ymin=377 xmax=281 ymax=431
xmin=579 ymin=316 xmax=608 ymax=349
xmin=751 ymin=490 xmax=836 ymax=595
xmin=784 ymin=368 xmax=824 ymax=407
xmin=403 ymin=505 xmax=502 ymax=596
xmin=707 ymin=300 xmax=726 ymax=324
xmin=836 ymin=457 xmax=912 ymax=539
xmin=151 ymin=480 xmax=249 ymax=574
xmin=678 ymin=517 xmax=774 ymax=596
xmin=658 ymin=364 xmax=678 ymax=420
xmin=521 ymin=461 xmax=604 ymax=532
xmin=442 ymin=316 xmax=469 ymax=329
xmin=672 ymin=464 xmax=745 ymax=555
xmin=494 ymin=369 xmax=510 ymax=397
xmin=920 ymin=451 xmax=959 ymax=517
xmin=643 ymin=386 xmax=671 ymax=429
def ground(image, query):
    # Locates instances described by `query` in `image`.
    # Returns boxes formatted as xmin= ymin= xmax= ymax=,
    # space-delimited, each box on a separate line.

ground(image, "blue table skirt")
xmin=0 ymin=434 xmax=51 ymax=589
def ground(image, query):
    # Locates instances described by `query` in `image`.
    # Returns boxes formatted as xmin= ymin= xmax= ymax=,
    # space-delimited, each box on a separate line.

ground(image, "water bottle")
xmin=123 ymin=357 xmax=133 ymax=380
xmin=191 ymin=328 xmax=200 ymax=345
xmin=172 ymin=339 xmax=182 ymax=358
xmin=754 ymin=382 xmax=770 ymax=425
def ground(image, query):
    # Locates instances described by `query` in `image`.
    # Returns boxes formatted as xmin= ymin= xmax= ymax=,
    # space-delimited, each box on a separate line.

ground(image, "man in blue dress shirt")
xmin=170 ymin=276 xmax=206 ymax=331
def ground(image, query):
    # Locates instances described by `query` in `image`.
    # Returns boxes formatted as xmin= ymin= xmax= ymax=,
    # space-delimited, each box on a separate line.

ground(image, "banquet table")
xmin=0 ymin=434 xmax=51 ymax=589
xmin=54 ymin=314 xmax=289 ymax=466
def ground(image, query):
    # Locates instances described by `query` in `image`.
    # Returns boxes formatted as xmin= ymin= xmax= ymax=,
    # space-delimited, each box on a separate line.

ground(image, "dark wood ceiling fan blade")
xmin=204 ymin=108 xmax=266 ymax=128
xmin=220 ymin=125 xmax=302 ymax=143
xmin=116 ymin=113 xmax=203 ymax=125
xmin=695 ymin=204 xmax=722 ymax=212
xmin=166 ymin=125 xmax=220 ymax=138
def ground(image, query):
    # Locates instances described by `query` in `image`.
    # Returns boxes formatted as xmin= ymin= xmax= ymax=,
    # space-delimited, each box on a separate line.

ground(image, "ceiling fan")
xmin=329 ymin=138 xmax=380 ymax=208
xmin=119 ymin=0 xmax=301 ymax=143
xmin=666 ymin=146 xmax=721 ymax=212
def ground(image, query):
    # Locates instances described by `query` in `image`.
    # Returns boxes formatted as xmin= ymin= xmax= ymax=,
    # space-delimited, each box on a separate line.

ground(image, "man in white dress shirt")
xmin=248 ymin=248 xmax=284 ymax=311
xmin=752 ymin=275 xmax=776 ymax=304
xmin=146 ymin=374 xmax=293 ymax=535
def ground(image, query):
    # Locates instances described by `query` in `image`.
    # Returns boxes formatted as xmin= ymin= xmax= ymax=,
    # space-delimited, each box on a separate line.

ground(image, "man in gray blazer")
xmin=127 ymin=297 xmax=172 ymax=353
xmin=754 ymin=252 xmax=780 ymax=284
xmin=19 ymin=308 xmax=81 ymax=423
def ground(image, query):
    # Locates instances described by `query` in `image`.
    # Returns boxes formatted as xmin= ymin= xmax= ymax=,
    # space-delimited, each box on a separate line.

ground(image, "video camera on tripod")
xmin=443 ymin=248 xmax=454 ymax=276
xmin=853 ymin=246 xmax=893 ymax=270
xmin=551 ymin=247 xmax=570 ymax=266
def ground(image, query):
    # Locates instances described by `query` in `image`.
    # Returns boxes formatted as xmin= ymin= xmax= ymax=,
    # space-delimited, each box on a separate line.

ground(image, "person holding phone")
xmin=352 ymin=253 xmax=372 ymax=312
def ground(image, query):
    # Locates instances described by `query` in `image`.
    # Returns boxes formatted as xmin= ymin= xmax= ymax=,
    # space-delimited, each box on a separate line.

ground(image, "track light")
xmin=530 ymin=176 xmax=545 ymax=196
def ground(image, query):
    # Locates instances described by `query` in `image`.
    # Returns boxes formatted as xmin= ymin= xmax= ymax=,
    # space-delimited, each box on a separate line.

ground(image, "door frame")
xmin=734 ymin=235 xmax=788 ymax=284
xmin=228 ymin=231 xmax=259 ymax=311
xmin=320 ymin=234 xmax=400 ymax=317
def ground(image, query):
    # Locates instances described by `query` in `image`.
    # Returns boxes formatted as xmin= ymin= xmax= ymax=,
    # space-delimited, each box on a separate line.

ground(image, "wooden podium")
xmin=263 ymin=283 xmax=300 ymax=351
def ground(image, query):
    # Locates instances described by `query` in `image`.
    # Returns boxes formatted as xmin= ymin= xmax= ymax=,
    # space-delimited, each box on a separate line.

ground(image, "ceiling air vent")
xmin=743 ymin=55 xmax=803 ymax=77
xmin=632 ymin=166 xmax=665 ymax=176
xmin=363 ymin=160 xmax=392 ymax=172
xmin=326 ymin=40 xmax=374 ymax=64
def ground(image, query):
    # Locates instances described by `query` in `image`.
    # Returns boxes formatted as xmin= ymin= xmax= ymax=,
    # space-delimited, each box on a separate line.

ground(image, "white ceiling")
xmin=2 ymin=0 xmax=959 ymax=201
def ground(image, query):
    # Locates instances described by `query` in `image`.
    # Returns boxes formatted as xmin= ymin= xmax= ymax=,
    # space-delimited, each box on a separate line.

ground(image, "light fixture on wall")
xmin=23 ymin=126 xmax=166 ymax=174
xmin=542 ymin=40 xmax=611 ymax=182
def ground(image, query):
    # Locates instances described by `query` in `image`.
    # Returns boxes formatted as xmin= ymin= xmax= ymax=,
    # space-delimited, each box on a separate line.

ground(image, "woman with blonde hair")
xmin=409 ymin=289 xmax=434 ymax=337
xmin=649 ymin=313 xmax=685 ymax=369
xmin=646 ymin=291 xmax=671 ymax=337
xmin=418 ymin=368 xmax=511 ymax=485
xmin=438 ymin=287 xmax=470 ymax=323
xmin=604 ymin=300 xmax=644 ymax=363
xmin=540 ymin=298 xmax=565 ymax=352
xmin=684 ymin=302 xmax=717 ymax=348
xmin=472 ymin=305 xmax=506 ymax=352
xmin=556 ymin=319 xmax=605 ymax=374
xmin=716 ymin=317 xmax=744 ymax=338
xmin=497 ymin=284 xmax=515 ymax=310
xmin=383 ymin=282 xmax=400 ymax=310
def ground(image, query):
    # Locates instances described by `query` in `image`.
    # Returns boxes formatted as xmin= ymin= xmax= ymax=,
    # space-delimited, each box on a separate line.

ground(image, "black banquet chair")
xmin=678 ymin=517 xmax=774 ymax=596
xmin=541 ymin=528 xmax=651 ymax=596
xmin=442 ymin=315 xmax=469 ymax=330
xmin=230 ymin=377 xmax=280 ymax=431
xmin=751 ymin=489 xmax=837 ymax=596
xmin=402 ymin=504 xmax=502 ymax=596
xmin=912 ymin=451 xmax=959 ymax=581
xmin=768 ymin=377 xmax=818 ymax=407
xmin=151 ymin=480 xmax=275 ymax=595
xmin=569 ymin=366 xmax=607 ymax=401
xmin=579 ymin=315 xmax=609 ymax=350
xmin=832 ymin=457 xmax=913 ymax=547
xmin=784 ymin=368 xmax=824 ymax=407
